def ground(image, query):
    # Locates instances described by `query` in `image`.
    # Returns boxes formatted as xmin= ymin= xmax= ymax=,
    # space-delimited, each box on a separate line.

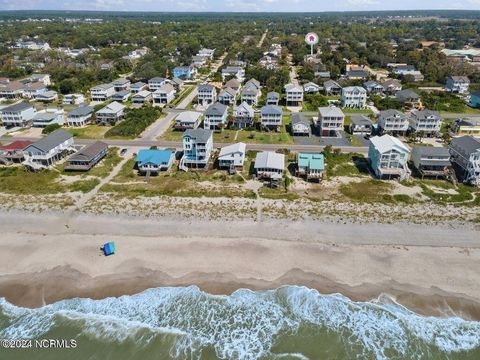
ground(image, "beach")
xmin=0 ymin=210 xmax=479 ymax=320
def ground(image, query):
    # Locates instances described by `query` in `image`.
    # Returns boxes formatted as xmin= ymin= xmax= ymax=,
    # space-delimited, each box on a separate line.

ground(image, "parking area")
xmin=294 ymin=131 xmax=352 ymax=147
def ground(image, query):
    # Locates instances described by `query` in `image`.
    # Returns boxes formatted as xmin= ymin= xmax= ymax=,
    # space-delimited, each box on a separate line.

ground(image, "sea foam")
xmin=1 ymin=286 xmax=479 ymax=360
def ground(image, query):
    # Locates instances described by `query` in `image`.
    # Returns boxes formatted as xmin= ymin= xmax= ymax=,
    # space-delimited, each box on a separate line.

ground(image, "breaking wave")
xmin=1 ymin=286 xmax=480 ymax=359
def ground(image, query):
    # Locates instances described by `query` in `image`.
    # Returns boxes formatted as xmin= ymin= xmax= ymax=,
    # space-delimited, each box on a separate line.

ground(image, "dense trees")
xmin=105 ymin=107 xmax=161 ymax=138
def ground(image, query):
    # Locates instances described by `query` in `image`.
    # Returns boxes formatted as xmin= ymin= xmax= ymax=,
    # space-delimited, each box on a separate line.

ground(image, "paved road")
xmin=2 ymin=135 xmax=368 ymax=154
xmin=257 ymin=29 xmax=268 ymax=48
xmin=141 ymin=86 xmax=198 ymax=141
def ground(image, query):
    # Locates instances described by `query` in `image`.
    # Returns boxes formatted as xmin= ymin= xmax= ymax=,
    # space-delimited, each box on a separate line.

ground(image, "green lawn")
xmin=67 ymin=125 xmax=110 ymax=140
xmin=341 ymin=108 xmax=374 ymax=115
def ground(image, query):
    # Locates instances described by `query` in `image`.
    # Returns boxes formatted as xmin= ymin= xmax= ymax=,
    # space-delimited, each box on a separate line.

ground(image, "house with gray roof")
xmin=204 ymin=102 xmax=228 ymax=130
xmin=411 ymin=146 xmax=452 ymax=179
xmin=409 ymin=110 xmax=442 ymax=136
xmin=148 ymin=77 xmax=167 ymax=92
xmin=395 ymin=89 xmax=422 ymax=110
xmin=378 ymin=109 xmax=410 ymax=135
xmin=65 ymin=141 xmax=108 ymax=171
xmin=130 ymin=81 xmax=148 ymax=94
xmin=197 ymin=84 xmax=217 ymax=106
xmin=266 ymin=91 xmax=280 ymax=106
xmin=317 ymin=106 xmax=345 ymax=137
xmin=341 ymin=86 xmax=367 ymax=108
xmin=90 ymin=83 xmax=115 ymax=101
xmin=449 ymin=136 xmax=480 ymax=187
xmin=285 ymin=83 xmax=304 ymax=106
xmin=349 ymin=115 xmax=373 ymax=135
xmin=363 ymin=80 xmax=384 ymax=95
xmin=113 ymin=78 xmax=131 ymax=92
xmin=175 ymin=111 xmax=202 ymax=130
xmin=323 ymin=80 xmax=342 ymax=96
xmin=23 ymin=129 xmax=74 ymax=170
xmin=112 ymin=90 xmax=131 ymax=103
xmin=241 ymin=84 xmax=260 ymax=106
xmin=67 ymin=104 xmax=94 ymax=127
xmin=0 ymin=102 xmax=35 ymax=128
xmin=96 ymin=101 xmax=125 ymax=125
xmin=132 ymin=90 xmax=152 ymax=104
xmin=261 ymin=105 xmax=283 ymax=131
xmin=234 ymin=102 xmax=255 ymax=128
xmin=254 ymin=151 xmax=285 ymax=180
xmin=218 ymin=87 xmax=237 ymax=106
xmin=182 ymin=128 xmax=214 ymax=170
xmin=446 ymin=76 xmax=470 ymax=94
xmin=291 ymin=113 xmax=310 ymax=136
xmin=153 ymin=84 xmax=176 ymax=104
xmin=32 ymin=108 xmax=64 ymax=128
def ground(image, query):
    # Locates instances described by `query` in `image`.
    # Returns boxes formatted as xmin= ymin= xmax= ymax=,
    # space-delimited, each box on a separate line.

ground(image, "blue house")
xmin=136 ymin=149 xmax=175 ymax=174
xmin=468 ymin=91 xmax=480 ymax=108
xmin=173 ymin=66 xmax=195 ymax=80
xmin=297 ymin=153 xmax=324 ymax=181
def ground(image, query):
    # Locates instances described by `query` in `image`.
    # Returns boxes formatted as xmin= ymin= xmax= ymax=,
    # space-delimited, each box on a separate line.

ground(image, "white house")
xmin=32 ymin=108 xmax=64 ymax=128
xmin=254 ymin=151 xmax=285 ymax=180
xmin=234 ymin=102 xmax=255 ymax=128
xmin=63 ymin=94 xmax=85 ymax=105
xmin=112 ymin=78 xmax=131 ymax=92
xmin=0 ymin=102 xmax=35 ymax=128
xmin=90 ymin=83 xmax=115 ymax=102
xmin=222 ymin=66 xmax=245 ymax=82
xmin=266 ymin=91 xmax=280 ymax=105
xmin=132 ymin=90 xmax=152 ymax=104
xmin=261 ymin=105 xmax=283 ymax=131
xmin=368 ymin=135 xmax=411 ymax=180
xmin=449 ymin=136 xmax=480 ymax=187
xmin=131 ymin=81 xmax=148 ymax=94
xmin=182 ymin=128 xmax=214 ymax=170
xmin=174 ymin=111 xmax=202 ymax=130
xmin=218 ymin=87 xmax=237 ymax=106
xmin=22 ymin=82 xmax=48 ymax=99
xmin=241 ymin=85 xmax=260 ymax=106
xmin=378 ymin=110 xmax=410 ymax=135
xmin=96 ymin=101 xmax=125 ymax=125
xmin=36 ymin=91 xmax=58 ymax=103
xmin=445 ymin=76 xmax=470 ymax=94
xmin=67 ymin=105 xmax=94 ymax=127
xmin=291 ymin=113 xmax=310 ymax=136
xmin=303 ymin=82 xmax=321 ymax=94
xmin=317 ymin=106 xmax=345 ymax=137
xmin=409 ymin=110 xmax=442 ymax=136
xmin=284 ymin=83 xmax=304 ymax=106
xmin=153 ymin=83 xmax=176 ymax=105
xmin=148 ymin=77 xmax=167 ymax=92
xmin=204 ymin=102 xmax=228 ymax=130
xmin=23 ymin=129 xmax=75 ymax=170
xmin=341 ymin=86 xmax=367 ymax=108
xmin=218 ymin=142 xmax=246 ymax=169
xmin=197 ymin=84 xmax=217 ymax=106
xmin=198 ymin=48 xmax=215 ymax=59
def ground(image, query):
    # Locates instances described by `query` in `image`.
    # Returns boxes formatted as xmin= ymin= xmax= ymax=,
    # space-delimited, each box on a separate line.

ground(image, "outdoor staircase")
xmin=446 ymin=168 xmax=458 ymax=187
xmin=23 ymin=158 xmax=47 ymax=172
xmin=179 ymin=156 xmax=188 ymax=172
xmin=400 ymin=164 xmax=412 ymax=181
xmin=0 ymin=156 xmax=12 ymax=166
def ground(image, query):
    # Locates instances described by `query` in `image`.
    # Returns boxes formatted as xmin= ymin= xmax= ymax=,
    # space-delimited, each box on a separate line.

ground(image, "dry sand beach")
xmin=0 ymin=210 xmax=480 ymax=320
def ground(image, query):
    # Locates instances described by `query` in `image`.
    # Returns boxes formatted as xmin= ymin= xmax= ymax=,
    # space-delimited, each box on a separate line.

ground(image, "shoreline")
xmin=0 ymin=210 xmax=479 ymax=321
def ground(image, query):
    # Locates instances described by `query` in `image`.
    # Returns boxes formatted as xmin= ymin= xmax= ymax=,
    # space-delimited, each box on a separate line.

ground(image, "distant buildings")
xmin=266 ymin=91 xmax=280 ymax=106
xmin=445 ymin=76 xmax=470 ymax=94
xmin=173 ymin=66 xmax=196 ymax=80
xmin=395 ymin=89 xmax=422 ymax=110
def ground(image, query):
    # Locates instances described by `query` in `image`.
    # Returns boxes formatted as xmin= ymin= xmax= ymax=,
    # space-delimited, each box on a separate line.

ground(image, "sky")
xmin=0 ymin=0 xmax=480 ymax=12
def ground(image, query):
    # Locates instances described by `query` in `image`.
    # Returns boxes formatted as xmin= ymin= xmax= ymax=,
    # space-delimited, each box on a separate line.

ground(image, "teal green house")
xmin=469 ymin=92 xmax=480 ymax=108
xmin=297 ymin=153 xmax=325 ymax=181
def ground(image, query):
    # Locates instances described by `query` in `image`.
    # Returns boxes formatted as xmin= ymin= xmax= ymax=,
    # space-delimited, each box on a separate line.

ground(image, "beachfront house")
xmin=445 ymin=76 xmax=470 ymax=94
xmin=181 ymin=128 xmax=214 ymax=170
xmin=317 ymin=106 xmax=345 ymax=137
xmin=234 ymin=102 xmax=255 ymax=128
xmin=411 ymin=146 xmax=452 ymax=180
xmin=23 ymin=129 xmax=75 ymax=170
xmin=291 ymin=113 xmax=311 ymax=136
xmin=0 ymin=102 xmax=35 ymax=128
xmin=349 ymin=115 xmax=373 ymax=135
xmin=284 ymin=83 xmax=304 ymax=106
xmin=64 ymin=141 xmax=109 ymax=171
xmin=96 ymin=101 xmax=125 ymax=126
xmin=449 ymin=136 xmax=480 ymax=187
xmin=266 ymin=92 xmax=280 ymax=106
xmin=254 ymin=151 xmax=285 ymax=181
xmin=136 ymin=149 xmax=175 ymax=174
xmin=297 ymin=153 xmax=325 ymax=181
xmin=0 ymin=140 xmax=32 ymax=163
xmin=153 ymin=84 xmax=176 ymax=105
xmin=197 ymin=84 xmax=217 ymax=106
xmin=378 ymin=110 xmax=410 ymax=135
xmin=409 ymin=110 xmax=442 ymax=136
xmin=368 ymin=134 xmax=411 ymax=180
xmin=261 ymin=105 xmax=283 ymax=131
xmin=174 ymin=111 xmax=202 ymax=130
xmin=67 ymin=105 xmax=93 ymax=127
xmin=341 ymin=86 xmax=367 ymax=109
xmin=204 ymin=102 xmax=228 ymax=130
xmin=32 ymin=108 xmax=64 ymax=128
xmin=218 ymin=142 xmax=246 ymax=171
xmin=90 ymin=83 xmax=115 ymax=102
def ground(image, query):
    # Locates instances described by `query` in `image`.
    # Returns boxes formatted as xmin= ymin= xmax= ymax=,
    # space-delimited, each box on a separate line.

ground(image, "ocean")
xmin=1 ymin=286 xmax=479 ymax=360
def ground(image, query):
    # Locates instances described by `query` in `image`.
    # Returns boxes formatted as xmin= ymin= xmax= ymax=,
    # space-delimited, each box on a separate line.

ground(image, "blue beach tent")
xmin=103 ymin=242 xmax=116 ymax=256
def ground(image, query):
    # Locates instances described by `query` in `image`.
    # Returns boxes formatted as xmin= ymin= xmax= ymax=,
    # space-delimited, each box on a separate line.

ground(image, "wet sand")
xmin=0 ymin=210 xmax=480 ymax=320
